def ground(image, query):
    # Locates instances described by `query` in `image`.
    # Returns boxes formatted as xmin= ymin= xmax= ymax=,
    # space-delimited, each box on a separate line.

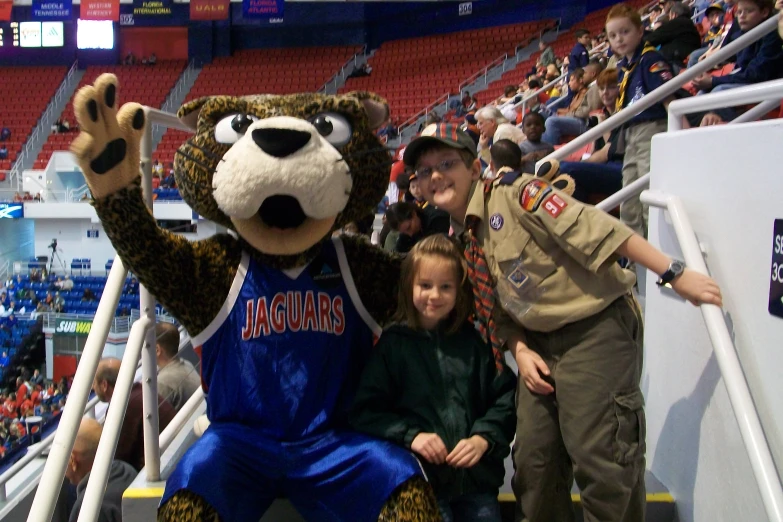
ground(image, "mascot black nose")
xmin=252 ymin=128 xmax=312 ymax=158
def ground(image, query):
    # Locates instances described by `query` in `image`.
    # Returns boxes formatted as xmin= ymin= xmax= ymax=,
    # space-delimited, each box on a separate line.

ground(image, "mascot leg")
xmin=158 ymin=490 xmax=221 ymax=522
xmin=378 ymin=477 xmax=442 ymax=522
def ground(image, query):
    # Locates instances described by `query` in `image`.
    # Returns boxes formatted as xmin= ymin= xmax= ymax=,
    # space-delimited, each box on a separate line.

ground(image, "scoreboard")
xmin=0 ymin=21 xmax=65 ymax=49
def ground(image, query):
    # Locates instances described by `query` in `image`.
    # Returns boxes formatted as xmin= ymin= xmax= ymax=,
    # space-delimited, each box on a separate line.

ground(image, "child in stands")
xmin=693 ymin=0 xmax=783 ymax=125
xmin=351 ymin=234 xmax=516 ymax=522
xmin=607 ymin=3 xmax=675 ymax=236
xmin=403 ymin=123 xmax=722 ymax=522
xmin=518 ymin=113 xmax=554 ymax=174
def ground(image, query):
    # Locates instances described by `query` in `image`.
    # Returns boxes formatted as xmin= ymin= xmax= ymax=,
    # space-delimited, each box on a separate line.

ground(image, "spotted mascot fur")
xmin=70 ymin=74 xmax=441 ymax=522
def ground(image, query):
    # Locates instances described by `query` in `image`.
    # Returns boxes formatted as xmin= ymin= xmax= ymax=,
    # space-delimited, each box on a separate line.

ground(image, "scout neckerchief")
xmin=463 ymin=183 xmax=504 ymax=374
xmin=617 ymin=43 xmax=657 ymax=112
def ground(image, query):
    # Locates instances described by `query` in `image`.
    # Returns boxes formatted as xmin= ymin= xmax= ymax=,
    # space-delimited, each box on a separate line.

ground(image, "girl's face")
xmin=412 ymin=256 xmax=458 ymax=330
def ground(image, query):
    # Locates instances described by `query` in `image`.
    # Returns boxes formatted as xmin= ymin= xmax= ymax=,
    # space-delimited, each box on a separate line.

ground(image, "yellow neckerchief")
xmin=617 ymin=43 xmax=657 ymax=112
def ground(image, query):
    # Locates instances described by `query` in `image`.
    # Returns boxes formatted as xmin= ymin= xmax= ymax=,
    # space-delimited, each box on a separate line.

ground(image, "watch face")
xmin=671 ymin=260 xmax=685 ymax=274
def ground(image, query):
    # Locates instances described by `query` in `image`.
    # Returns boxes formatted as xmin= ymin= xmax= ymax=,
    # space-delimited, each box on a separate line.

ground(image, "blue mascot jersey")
xmin=162 ymin=238 xmax=424 ymax=522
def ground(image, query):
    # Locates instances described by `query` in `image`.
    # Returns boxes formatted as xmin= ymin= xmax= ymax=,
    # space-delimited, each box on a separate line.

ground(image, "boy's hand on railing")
xmin=671 ymin=269 xmax=723 ymax=307
xmin=411 ymin=432 xmax=448 ymax=465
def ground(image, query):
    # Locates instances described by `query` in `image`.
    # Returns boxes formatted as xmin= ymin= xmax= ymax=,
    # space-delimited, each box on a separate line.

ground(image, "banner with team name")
xmin=0 ymin=0 xmax=13 ymax=21
xmin=32 ymin=0 xmax=72 ymax=20
xmin=190 ymin=0 xmax=229 ymax=21
xmin=242 ymin=0 xmax=282 ymax=20
xmin=132 ymin=0 xmax=171 ymax=18
xmin=80 ymin=0 xmax=119 ymax=21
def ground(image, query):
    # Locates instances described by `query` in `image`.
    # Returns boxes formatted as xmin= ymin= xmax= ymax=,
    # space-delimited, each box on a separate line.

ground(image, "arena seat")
xmin=338 ymin=21 xmax=552 ymax=123
xmin=0 ymin=66 xmax=68 ymax=172
xmin=153 ymin=46 xmax=361 ymax=167
xmin=34 ymin=62 xmax=187 ymax=170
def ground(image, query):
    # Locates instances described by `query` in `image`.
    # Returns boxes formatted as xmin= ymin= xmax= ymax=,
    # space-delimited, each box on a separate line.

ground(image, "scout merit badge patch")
xmin=650 ymin=61 xmax=672 ymax=81
xmin=542 ymin=193 xmax=567 ymax=218
xmin=521 ymin=179 xmax=552 ymax=212
xmin=489 ymin=213 xmax=504 ymax=230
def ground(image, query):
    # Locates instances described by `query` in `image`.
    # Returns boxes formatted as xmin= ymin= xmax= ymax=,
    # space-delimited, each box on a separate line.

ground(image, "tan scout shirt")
xmin=464 ymin=176 xmax=636 ymax=334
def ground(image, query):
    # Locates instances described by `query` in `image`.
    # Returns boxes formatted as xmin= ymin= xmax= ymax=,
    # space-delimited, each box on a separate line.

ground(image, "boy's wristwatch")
xmin=657 ymin=260 xmax=685 ymax=286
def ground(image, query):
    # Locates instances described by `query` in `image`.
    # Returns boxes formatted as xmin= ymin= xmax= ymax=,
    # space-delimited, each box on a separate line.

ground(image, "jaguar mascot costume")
xmin=70 ymin=74 xmax=441 ymax=522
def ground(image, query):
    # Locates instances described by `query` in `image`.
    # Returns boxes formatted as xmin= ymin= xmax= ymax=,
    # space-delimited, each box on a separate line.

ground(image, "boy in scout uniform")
xmin=404 ymin=123 xmax=723 ymax=522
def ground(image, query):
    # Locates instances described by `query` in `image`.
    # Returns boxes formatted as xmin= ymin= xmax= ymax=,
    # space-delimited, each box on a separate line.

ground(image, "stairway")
xmin=121 ymin=396 xmax=675 ymax=522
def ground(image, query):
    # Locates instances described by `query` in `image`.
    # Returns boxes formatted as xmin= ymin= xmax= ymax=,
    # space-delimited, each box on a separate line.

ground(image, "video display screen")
xmin=77 ymin=19 xmax=113 ymax=50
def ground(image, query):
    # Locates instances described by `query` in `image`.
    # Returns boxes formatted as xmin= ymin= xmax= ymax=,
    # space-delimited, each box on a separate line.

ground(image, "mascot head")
xmin=173 ymin=92 xmax=390 ymax=263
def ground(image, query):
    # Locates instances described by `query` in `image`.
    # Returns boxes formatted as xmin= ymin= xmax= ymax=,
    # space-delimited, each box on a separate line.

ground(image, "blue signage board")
xmin=0 ymin=203 xmax=23 ymax=219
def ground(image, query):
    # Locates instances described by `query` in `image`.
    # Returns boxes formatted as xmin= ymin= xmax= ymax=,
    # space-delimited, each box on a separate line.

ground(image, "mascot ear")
xmin=346 ymin=91 xmax=389 ymax=131
xmin=177 ymin=97 xmax=211 ymax=131
xmin=535 ymin=158 xmax=575 ymax=197
xmin=535 ymin=159 xmax=560 ymax=181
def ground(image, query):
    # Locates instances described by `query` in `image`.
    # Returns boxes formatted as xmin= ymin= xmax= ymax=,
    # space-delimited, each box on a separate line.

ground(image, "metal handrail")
xmin=159 ymin=387 xmax=204 ymax=454
xmin=641 ymin=190 xmax=783 ymax=522
xmin=76 ymin=318 xmax=153 ymax=522
xmin=26 ymin=256 xmax=129 ymax=522
xmin=511 ymin=71 xmax=568 ymax=114
xmin=319 ymin=45 xmax=369 ymax=93
xmin=667 ymin=78 xmax=783 ymax=131
xmin=0 ymin=396 xmax=100 ymax=503
xmin=538 ymin=14 xmax=781 ymax=169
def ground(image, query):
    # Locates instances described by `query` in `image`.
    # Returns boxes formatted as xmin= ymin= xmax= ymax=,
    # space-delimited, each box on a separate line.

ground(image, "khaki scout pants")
xmin=512 ymin=295 xmax=646 ymax=522
xmin=620 ymin=120 xmax=668 ymax=237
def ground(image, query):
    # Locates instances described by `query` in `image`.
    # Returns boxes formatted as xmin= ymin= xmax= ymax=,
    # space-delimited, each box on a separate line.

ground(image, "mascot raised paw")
xmin=71 ymin=73 xmax=441 ymax=522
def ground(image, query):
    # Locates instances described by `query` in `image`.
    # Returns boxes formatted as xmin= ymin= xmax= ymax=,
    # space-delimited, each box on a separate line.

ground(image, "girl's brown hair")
xmin=393 ymin=234 xmax=473 ymax=333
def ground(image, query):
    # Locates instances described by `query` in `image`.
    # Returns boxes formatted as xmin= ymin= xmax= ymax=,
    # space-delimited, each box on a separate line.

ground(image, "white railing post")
xmin=139 ymin=108 xmax=162 ymax=483
xmin=26 ymin=258 xmax=129 ymax=522
xmin=641 ymin=190 xmax=783 ymax=522
xmin=76 ymin=318 xmax=153 ymax=522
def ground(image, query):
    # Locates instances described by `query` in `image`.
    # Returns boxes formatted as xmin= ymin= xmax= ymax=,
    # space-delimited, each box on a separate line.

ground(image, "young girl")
xmin=351 ymin=235 xmax=516 ymax=522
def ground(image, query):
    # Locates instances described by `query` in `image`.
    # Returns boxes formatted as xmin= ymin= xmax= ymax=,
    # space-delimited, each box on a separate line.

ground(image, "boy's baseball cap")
xmin=705 ymin=3 xmax=724 ymax=15
xmin=403 ymin=123 xmax=478 ymax=168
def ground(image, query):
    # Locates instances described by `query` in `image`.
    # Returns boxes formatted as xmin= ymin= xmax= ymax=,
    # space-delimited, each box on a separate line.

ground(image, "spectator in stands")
xmin=81 ymin=288 xmax=97 ymax=302
xmin=518 ymin=113 xmax=555 ymax=174
xmin=54 ymin=292 xmax=65 ymax=313
xmin=488 ymin=138 xmax=523 ymax=181
xmin=645 ymin=2 xmax=703 ymax=68
xmin=569 ymin=29 xmax=592 ymax=72
xmin=475 ymin=107 xmax=526 ymax=167
xmin=0 ymin=145 xmax=7 ymax=160
xmin=540 ymin=65 xmax=597 ymax=145
xmin=161 ymin=165 xmax=176 ymax=188
xmin=384 ymin=201 xmax=450 ymax=254
xmin=92 ymin=358 xmax=176 ymax=471
xmin=560 ymin=68 xmax=626 ymax=203
xmin=702 ymin=4 xmax=726 ymax=46
xmin=537 ymin=40 xmax=557 ymax=70
xmin=0 ymin=352 xmax=9 ymax=368
xmin=607 ymin=3 xmax=675 ymax=236
xmin=1 ymin=301 xmax=24 ymax=317
xmin=66 ymin=418 xmax=137 ymax=522
xmin=407 ymin=173 xmax=428 ymax=208
xmin=689 ymin=0 xmax=740 ymax=67
xmin=0 ymin=127 xmax=10 ymax=142
xmin=693 ymin=0 xmax=783 ymax=124
xmin=148 ymin=53 xmax=157 ymax=66
xmin=30 ymin=369 xmax=43 ymax=387
xmin=155 ymin=323 xmax=200 ymax=412
xmin=496 ymin=85 xmax=520 ymax=106
xmin=124 ymin=51 xmax=136 ymax=65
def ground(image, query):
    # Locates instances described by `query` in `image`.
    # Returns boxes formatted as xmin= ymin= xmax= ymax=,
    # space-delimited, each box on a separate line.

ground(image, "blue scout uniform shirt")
xmin=569 ymin=42 xmax=590 ymax=72
xmin=617 ymin=43 xmax=673 ymax=124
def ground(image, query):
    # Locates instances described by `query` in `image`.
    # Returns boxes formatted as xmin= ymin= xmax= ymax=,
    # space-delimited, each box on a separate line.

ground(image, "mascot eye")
xmin=215 ymin=113 xmax=259 ymax=144
xmin=310 ymin=113 xmax=352 ymax=147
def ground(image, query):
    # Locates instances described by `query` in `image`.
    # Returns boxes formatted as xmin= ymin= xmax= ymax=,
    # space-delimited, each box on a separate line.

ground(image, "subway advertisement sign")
xmin=54 ymin=318 xmax=93 ymax=336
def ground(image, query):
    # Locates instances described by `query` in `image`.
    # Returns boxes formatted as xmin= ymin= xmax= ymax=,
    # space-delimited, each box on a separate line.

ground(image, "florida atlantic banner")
xmin=242 ymin=0 xmax=283 ymax=19
xmin=80 ymin=0 xmax=120 ymax=21
xmin=133 ymin=0 xmax=171 ymax=18
xmin=31 ymin=0 xmax=72 ymax=20
xmin=190 ymin=0 xmax=229 ymax=21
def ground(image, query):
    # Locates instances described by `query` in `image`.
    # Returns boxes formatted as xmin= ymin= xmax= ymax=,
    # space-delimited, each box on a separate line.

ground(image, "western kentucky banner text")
xmin=80 ymin=0 xmax=120 ymax=20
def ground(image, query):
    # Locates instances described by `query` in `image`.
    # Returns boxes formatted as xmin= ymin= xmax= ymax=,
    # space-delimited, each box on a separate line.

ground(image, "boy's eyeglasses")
xmin=415 ymin=158 xmax=462 ymax=180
